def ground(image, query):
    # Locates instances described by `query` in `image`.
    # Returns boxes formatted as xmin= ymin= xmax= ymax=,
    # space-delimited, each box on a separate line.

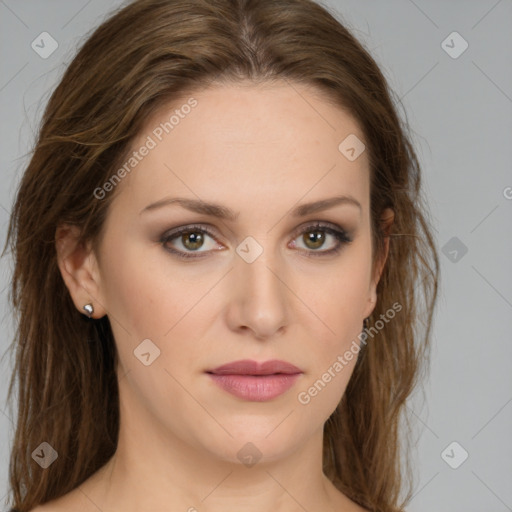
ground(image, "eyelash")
xmin=160 ymin=222 xmax=353 ymax=260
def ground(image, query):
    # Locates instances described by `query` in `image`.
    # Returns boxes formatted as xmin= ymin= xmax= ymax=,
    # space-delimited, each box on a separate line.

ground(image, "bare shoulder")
xmin=29 ymin=504 xmax=56 ymax=512
xmin=29 ymin=499 xmax=68 ymax=512
xmin=342 ymin=499 xmax=371 ymax=512
xmin=352 ymin=503 xmax=371 ymax=512
xmin=28 ymin=488 xmax=91 ymax=512
xmin=29 ymin=505 xmax=57 ymax=512
xmin=28 ymin=463 xmax=109 ymax=512
xmin=328 ymin=485 xmax=371 ymax=512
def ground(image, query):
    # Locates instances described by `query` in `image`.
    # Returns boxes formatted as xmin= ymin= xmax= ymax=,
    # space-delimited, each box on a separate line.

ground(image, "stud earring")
xmin=83 ymin=304 xmax=94 ymax=318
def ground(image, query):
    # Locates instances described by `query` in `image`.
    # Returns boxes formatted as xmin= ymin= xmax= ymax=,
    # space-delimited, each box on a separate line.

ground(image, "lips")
xmin=206 ymin=359 xmax=303 ymax=402
xmin=207 ymin=359 xmax=302 ymax=376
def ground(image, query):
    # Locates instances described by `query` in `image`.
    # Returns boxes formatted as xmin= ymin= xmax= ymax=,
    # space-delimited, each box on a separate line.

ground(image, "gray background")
xmin=1 ymin=1 xmax=511 ymax=511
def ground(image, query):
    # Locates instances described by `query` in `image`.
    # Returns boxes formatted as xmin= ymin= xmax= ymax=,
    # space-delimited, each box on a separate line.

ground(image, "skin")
xmin=44 ymin=80 xmax=393 ymax=512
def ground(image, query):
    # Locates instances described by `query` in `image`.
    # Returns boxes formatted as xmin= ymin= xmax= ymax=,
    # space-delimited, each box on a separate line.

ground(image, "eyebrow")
xmin=139 ymin=195 xmax=362 ymax=219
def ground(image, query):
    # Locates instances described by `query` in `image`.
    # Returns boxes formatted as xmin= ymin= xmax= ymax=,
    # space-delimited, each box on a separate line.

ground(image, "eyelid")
xmin=162 ymin=220 xmax=350 ymax=241
xmin=291 ymin=220 xmax=350 ymax=239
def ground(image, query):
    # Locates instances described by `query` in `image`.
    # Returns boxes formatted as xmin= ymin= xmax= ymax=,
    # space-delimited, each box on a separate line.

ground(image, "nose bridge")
xmin=239 ymin=254 xmax=281 ymax=296
xmin=228 ymin=239 xmax=289 ymax=336
xmin=237 ymin=242 xmax=285 ymax=300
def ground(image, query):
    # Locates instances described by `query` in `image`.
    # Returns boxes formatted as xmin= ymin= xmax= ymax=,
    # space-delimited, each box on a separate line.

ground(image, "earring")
xmin=83 ymin=304 xmax=94 ymax=318
xmin=363 ymin=317 xmax=369 ymax=330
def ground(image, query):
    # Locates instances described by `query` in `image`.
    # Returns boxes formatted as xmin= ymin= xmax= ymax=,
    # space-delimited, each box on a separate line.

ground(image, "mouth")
xmin=206 ymin=359 xmax=303 ymax=401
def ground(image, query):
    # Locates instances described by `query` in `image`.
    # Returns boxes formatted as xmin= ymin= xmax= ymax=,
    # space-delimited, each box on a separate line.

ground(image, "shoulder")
xmin=29 ymin=504 xmax=61 ymax=512
xmin=329 ymin=490 xmax=371 ymax=512
xmin=346 ymin=502 xmax=371 ymax=512
xmin=27 ymin=490 xmax=90 ymax=512
xmin=28 ymin=462 xmax=110 ymax=511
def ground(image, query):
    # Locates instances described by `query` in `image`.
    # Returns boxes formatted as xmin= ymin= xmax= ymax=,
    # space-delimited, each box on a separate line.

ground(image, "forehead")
xmin=110 ymin=80 xmax=369 ymax=216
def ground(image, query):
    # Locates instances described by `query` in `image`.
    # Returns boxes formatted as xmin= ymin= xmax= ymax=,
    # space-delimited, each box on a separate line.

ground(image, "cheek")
xmin=102 ymin=262 xmax=169 ymax=336
xmin=296 ymin=306 xmax=363 ymax=417
xmin=100 ymin=239 xmax=221 ymax=379
xmin=99 ymin=238 xmax=199 ymax=337
xmin=294 ymin=257 xmax=369 ymax=407
xmin=299 ymin=256 xmax=370 ymax=333
xmin=295 ymin=343 xmax=359 ymax=422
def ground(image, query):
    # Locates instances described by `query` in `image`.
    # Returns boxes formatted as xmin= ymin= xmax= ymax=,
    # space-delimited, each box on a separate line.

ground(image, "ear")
xmin=364 ymin=207 xmax=395 ymax=318
xmin=55 ymin=224 xmax=107 ymax=319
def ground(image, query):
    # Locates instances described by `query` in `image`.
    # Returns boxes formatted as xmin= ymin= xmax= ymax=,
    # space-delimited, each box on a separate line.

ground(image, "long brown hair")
xmin=3 ymin=0 xmax=440 ymax=510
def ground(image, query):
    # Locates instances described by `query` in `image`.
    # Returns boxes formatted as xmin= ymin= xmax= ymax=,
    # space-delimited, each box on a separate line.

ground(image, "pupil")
xmin=183 ymin=232 xmax=203 ymax=250
xmin=305 ymin=231 xmax=324 ymax=249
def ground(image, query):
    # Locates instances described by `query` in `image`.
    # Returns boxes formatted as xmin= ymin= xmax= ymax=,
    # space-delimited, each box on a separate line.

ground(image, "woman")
xmin=4 ymin=0 xmax=439 ymax=510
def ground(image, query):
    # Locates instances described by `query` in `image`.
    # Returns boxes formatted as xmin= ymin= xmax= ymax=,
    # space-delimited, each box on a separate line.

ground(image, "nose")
xmin=224 ymin=247 xmax=289 ymax=340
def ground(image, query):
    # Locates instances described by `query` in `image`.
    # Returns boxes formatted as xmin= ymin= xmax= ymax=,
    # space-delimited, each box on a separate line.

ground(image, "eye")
xmin=290 ymin=222 xmax=352 ymax=256
xmin=160 ymin=222 xmax=353 ymax=260
xmin=160 ymin=225 xmax=221 ymax=259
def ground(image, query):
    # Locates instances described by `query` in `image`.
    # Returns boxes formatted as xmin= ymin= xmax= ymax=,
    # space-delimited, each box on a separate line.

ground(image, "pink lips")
xmin=206 ymin=359 xmax=303 ymax=402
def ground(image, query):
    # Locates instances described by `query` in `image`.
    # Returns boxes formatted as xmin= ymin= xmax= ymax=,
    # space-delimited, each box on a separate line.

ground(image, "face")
xmin=60 ymin=80 xmax=390 ymax=466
